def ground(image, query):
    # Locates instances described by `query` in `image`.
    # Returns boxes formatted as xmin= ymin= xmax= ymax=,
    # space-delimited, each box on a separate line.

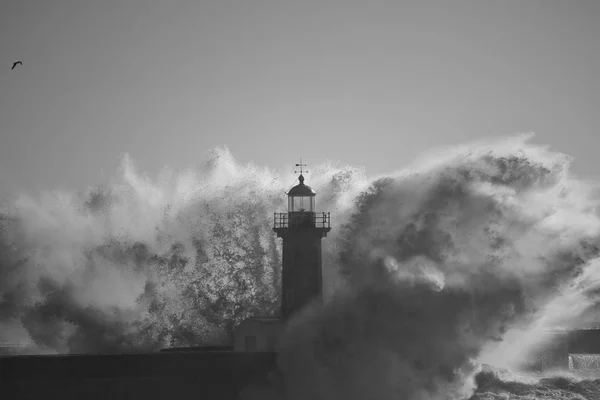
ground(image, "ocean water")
xmin=470 ymin=365 xmax=600 ymax=400
xmin=2 ymin=133 xmax=600 ymax=399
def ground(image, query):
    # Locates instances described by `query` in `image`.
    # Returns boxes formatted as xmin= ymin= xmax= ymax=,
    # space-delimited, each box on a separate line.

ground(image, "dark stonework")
xmin=0 ymin=351 xmax=278 ymax=400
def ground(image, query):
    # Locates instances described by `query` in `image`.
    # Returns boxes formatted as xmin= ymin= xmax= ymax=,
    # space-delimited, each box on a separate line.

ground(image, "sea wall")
xmin=0 ymin=351 xmax=278 ymax=400
xmin=2 ymin=329 xmax=600 ymax=399
xmin=528 ymin=330 xmax=600 ymax=372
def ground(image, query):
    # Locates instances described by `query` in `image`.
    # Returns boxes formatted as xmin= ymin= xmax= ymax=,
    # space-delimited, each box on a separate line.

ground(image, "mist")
xmin=251 ymin=133 xmax=600 ymax=399
xmin=2 ymin=134 xmax=600 ymax=398
xmin=0 ymin=147 xmax=368 ymax=353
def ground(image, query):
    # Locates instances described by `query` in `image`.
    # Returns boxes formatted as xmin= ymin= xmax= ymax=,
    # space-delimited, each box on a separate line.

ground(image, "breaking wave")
xmin=2 ymin=133 xmax=600 ymax=398
xmin=470 ymin=365 xmax=600 ymax=400
xmin=0 ymin=147 xmax=368 ymax=353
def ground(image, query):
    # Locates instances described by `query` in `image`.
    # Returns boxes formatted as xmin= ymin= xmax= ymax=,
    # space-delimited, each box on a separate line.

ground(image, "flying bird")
xmin=11 ymin=61 xmax=22 ymax=70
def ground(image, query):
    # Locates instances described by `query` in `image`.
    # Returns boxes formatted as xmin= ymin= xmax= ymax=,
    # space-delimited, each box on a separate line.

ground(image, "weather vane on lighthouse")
xmin=294 ymin=159 xmax=308 ymax=176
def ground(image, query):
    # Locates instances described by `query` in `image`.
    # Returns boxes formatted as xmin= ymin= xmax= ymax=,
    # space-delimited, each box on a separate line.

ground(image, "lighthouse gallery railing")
xmin=273 ymin=212 xmax=331 ymax=229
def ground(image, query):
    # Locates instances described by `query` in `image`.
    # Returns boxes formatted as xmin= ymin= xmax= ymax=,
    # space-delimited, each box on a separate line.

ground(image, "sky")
xmin=0 ymin=0 xmax=599 ymax=199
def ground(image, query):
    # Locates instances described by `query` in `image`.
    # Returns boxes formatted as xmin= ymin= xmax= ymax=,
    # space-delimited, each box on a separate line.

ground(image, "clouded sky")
xmin=1 ymin=0 xmax=599 ymax=198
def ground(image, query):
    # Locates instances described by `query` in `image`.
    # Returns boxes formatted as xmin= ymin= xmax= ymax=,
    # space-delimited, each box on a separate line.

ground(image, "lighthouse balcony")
xmin=273 ymin=212 xmax=330 ymax=229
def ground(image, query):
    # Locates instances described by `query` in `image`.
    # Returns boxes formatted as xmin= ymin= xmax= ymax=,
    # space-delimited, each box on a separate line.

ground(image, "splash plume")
xmin=252 ymin=133 xmax=600 ymax=399
xmin=2 ymin=134 xmax=600 ymax=399
xmin=0 ymin=147 xmax=365 ymax=353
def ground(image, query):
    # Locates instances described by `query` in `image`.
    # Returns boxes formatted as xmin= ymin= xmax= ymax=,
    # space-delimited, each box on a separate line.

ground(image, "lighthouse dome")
xmin=287 ymin=175 xmax=316 ymax=196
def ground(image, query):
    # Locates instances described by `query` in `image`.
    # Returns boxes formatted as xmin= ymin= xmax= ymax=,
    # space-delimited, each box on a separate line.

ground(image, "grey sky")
xmin=1 ymin=0 xmax=599 ymax=198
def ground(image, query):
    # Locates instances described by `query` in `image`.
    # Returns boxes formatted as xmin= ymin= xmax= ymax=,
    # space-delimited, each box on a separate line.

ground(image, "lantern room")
xmin=287 ymin=174 xmax=316 ymax=213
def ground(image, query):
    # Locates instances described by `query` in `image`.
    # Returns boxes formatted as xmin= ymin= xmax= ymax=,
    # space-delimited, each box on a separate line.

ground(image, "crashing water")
xmin=469 ymin=365 xmax=600 ymax=400
xmin=2 ymin=133 xmax=600 ymax=398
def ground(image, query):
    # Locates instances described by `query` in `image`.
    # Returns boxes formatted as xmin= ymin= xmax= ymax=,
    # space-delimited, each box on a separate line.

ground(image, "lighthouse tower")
xmin=233 ymin=162 xmax=330 ymax=352
xmin=273 ymin=163 xmax=331 ymax=320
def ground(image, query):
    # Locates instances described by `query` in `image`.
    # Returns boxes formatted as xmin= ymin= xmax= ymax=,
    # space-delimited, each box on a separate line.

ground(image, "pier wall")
xmin=0 ymin=351 xmax=278 ymax=400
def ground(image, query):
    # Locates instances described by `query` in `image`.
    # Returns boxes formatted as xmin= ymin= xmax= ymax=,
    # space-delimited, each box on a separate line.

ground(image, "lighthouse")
xmin=273 ymin=163 xmax=331 ymax=319
xmin=233 ymin=162 xmax=331 ymax=352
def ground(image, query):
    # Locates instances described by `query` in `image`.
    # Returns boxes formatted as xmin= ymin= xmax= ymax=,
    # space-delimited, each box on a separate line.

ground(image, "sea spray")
xmin=2 ymin=135 xmax=600 ymax=398
xmin=249 ymin=133 xmax=600 ymax=399
xmin=481 ymin=257 xmax=600 ymax=370
xmin=0 ymin=147 xmax=367 ymax=353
